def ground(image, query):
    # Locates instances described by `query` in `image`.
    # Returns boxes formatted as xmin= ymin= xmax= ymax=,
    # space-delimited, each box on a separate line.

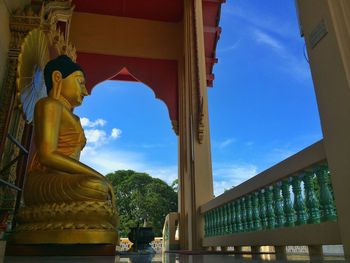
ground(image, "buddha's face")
xmin=60 ymin=70 xmax=88 ymax=107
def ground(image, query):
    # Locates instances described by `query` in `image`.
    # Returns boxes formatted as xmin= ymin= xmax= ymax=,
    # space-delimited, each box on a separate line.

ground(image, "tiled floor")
xmin=2 ymin=253 xmax=349 ymax=263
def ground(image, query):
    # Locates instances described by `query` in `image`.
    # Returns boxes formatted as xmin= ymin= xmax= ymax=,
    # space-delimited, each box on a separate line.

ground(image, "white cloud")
xmin=80 ymin=147 xmax=177 ymax=185
xmin=223 ymin=4 xmax=299 ymax=40
xmin=81 ymin=148 xmax=144 ymax=175
xmin=222 ymin=3 xmax=311 ymax=82
xmin=141 ymin=143 xmax=166 ymax=149
xmin=212 ymin=138 xmax=236 ymax=149
xmin=81 ymin=117 xmax=106 ymax=128
xmin=217 ymin=39 xmax=241 ymax=53
xmin=111 ymin=128 xmax=122 ymax=139
xmin=218 ymin=138 xmax=235 ymax=149
xmin=251 ymin=29 xmax=310 ymax=81
xmin=253 ymin=29 xmax=283 ymax=51
xmin=213 ymin=163 xmax=258 ymax=197
xmin=80 ymin=117 xmax=122 ymax=147
xmin=84 ymin=129 xmax=107 ymax=145
xmin=143 ymin=166 xmax=178 ymax=185
xmin=79 ymin=118 xmax=176 ymax=184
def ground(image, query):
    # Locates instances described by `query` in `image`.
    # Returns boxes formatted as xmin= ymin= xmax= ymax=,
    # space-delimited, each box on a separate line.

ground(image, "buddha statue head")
xmin=44 ymin=55 xmax=88 ymax=108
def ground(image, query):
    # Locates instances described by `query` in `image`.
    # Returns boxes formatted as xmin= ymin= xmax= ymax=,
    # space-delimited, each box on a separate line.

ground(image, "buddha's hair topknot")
xmin=44 ymin=55 xmax=85 ymax=94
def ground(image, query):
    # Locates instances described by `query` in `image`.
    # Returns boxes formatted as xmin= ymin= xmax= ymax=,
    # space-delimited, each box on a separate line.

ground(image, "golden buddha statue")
xmin=11 ymin=55 xmax=119 ymax=245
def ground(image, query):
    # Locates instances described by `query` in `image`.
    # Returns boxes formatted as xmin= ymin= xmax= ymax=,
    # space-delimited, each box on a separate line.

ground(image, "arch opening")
xmin=76 ymin=52 xmax=179 ymax=130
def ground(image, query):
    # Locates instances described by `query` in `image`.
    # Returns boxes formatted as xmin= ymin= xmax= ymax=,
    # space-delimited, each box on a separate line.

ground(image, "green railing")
xmin=200 ymin=140 xmax=341 ymax=251
xmin=204 ymin=164 xmax=337 ymax=237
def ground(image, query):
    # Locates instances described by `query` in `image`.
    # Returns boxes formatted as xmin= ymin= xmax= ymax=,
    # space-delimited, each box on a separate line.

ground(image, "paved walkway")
xmin=2 ymin=253 xmax=349 ymax=263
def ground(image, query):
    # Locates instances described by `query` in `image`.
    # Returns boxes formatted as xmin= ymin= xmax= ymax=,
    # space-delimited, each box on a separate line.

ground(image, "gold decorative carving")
xmin=9 ymin=6 xmax=41 ymax=51
xmin=197 ymin=97 xmax=205 ymax=144
xmin=16 ymin=201 xmax=118 ymax=231
xmin=0 ymin=3 xmax=41 ymax=177
xmin=41 ymin=0 xmax=73 ymax=32
xmin=0 ymin=59 xmax=17 ymax=148
xmin=193 ymin=0 xmax=205 ymax=144
xmin=41 ymin=0 xmax=77 ymax=61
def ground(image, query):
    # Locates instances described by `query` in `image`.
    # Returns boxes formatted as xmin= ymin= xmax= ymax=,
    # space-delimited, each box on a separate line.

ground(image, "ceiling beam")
xmin=70 ymin=12 xmax=183 ymax=60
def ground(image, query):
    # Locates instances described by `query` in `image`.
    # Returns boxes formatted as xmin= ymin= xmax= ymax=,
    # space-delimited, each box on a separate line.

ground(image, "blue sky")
xmin=75 ymin=0 xmax=322 ymax=196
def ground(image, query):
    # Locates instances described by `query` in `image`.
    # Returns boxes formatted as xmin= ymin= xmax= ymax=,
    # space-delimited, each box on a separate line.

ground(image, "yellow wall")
xmin=70 ymin=12 xmax=183 ymax=60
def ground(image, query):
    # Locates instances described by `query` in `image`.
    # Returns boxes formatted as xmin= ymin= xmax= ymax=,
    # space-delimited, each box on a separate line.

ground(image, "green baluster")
xmin=220 ymin=206 xmax=226 ymax=235
xmin=328 ymin=183 xmax=337 ymax=218
xmin=223 ymin=204 xmax=229 ymax=235
xmin=265 ymin=186 xmax=276 ymax=229
xmin=215 ymin=208 xmax=220 ymax=236
xmin=211 ymin=210 xmax=215 ymax=236
xmin=226 ymin=203 xmax=231 ymax=234
xmin=215 ymin=207 xmax=220 ymax=236
xmin=273 ymin=182 xmax=285 ymax=228
xmin=210 ymin=210 xmax=215 ymax=237
xmin=235 ymin=200 xmax=243 ymax=232
xmin=207 ymin=210 xmax=212 ymax=237
xmin=229 ymin=202 xmax=235 ymax=234
xmin=303 ymin=170 xmax=321 ymax=224
xmin=230 ymin=202 xmax=236 ymax=233
xmin=220 ymin=206 xmax=225 ymax=235
xmin=206 ymin=212 xmax=210 ymax=236
xmin=210 ymin=210 xmax=214 ymax=236
xmin=246 ymin=195 xmax=254 ymax=231
xmin=208 ymin=212 xmax=212 ymax=236
xmin=292 ymin=175 xmax=308 ymax=225
xmin=218 ymin=207 xmax=223 ymax=235
xmin=240 ymin=197 xmax=248 ymax=231
xmin=282 ymin=178 xmax=296 ymax=227
xmin=314 ymin=165 xmax=337 ymax=222
xmin=213 ymin=209 xmax=218 ymax=236
xmin=204 ymin=213 xmax=208 ymax=237
xmin=252 ymin=192 xmax=262 ymax=231
xmin=259 ymin=189 xmax=268 ymax=229
xmin=221 ymin=206 xmax=225 ymax=235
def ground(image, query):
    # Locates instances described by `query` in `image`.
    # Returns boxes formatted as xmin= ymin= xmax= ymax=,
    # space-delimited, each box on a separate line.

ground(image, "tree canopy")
xmin=106 ymin=170 xmax=178 ymax=237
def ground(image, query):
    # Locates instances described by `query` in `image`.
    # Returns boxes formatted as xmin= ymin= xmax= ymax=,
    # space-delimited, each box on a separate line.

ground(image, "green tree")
xmin=106 ymin=170 xmax=178 ymax=237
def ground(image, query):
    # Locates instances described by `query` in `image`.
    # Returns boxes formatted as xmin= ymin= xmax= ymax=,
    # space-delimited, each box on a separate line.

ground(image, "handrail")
xmin=201 ymin=140 xmax=326 ymax=213
xmin=0 ymin=179 xmax=21 ymax=192
xmin=6 ymin=134 xmax=29 ymax=155
xmin=0 ymin=134 xmax=28 ymax=191
xmin=200 ymin=139 xmax=338 ymax=250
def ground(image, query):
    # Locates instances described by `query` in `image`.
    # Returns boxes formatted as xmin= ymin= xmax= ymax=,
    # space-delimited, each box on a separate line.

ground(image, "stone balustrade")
xmin=203 ymin=164 xmax=336 ymax=237
xmin=200 ymin=140 xmax=341 ymax=255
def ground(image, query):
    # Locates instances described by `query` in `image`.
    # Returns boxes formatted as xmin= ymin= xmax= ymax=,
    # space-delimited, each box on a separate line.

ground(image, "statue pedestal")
xmin=7 ymin=228 xmax=118 ymax=256
xmin=5 ymin=244 xmax=116 ymax=256
xmin=11 ymin=201 xmax=119 ymax=245
xmin=9 ymin=229 xmax=118 ymax=244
